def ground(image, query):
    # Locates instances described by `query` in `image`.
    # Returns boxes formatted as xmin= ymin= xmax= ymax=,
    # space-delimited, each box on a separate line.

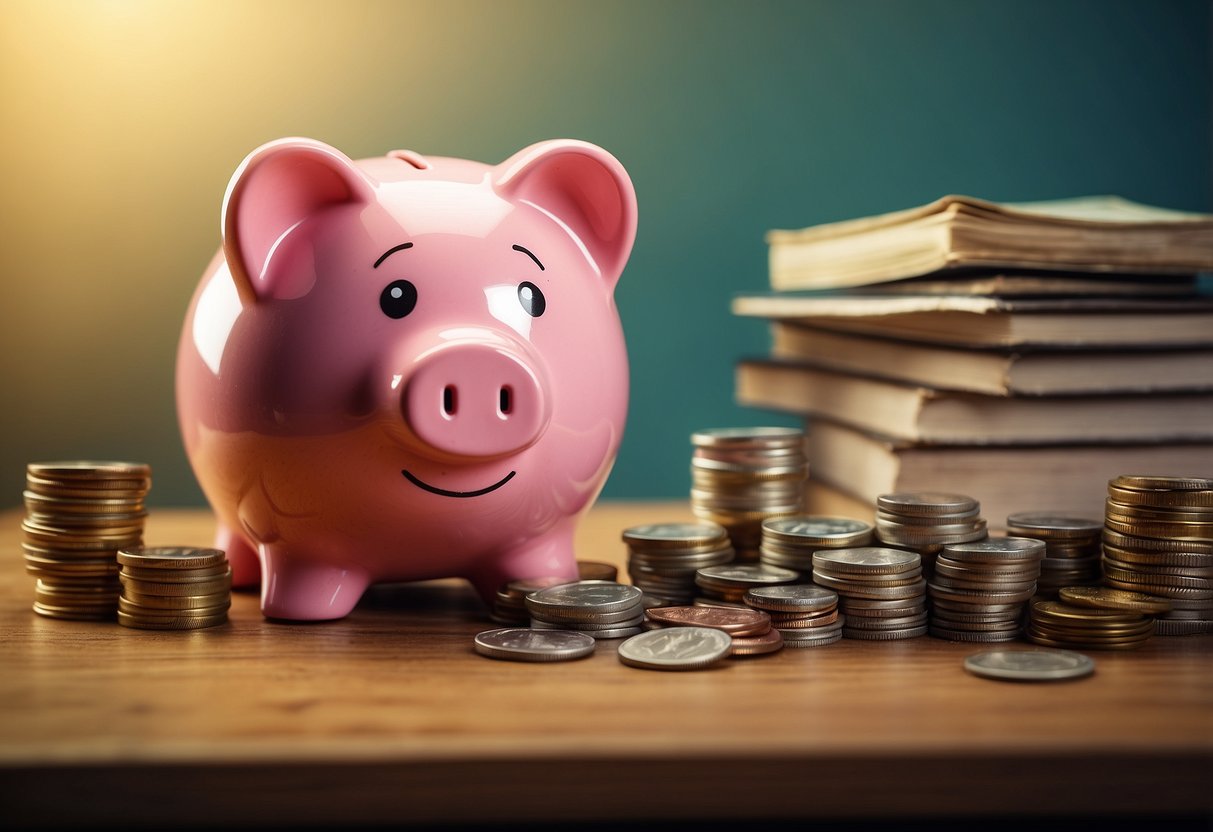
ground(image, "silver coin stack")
xmin=694 ymin=563 xmax=799 ymax=607
xmin=623 ymin=522 xmax=734 ymax=607
xmin=525 ymin=580 xmax=645 ymax=639
xmin=759 ymin=515 xmax=874 ymax=577
xmin=1005 ymin=512 xmax=1102 ymax=598
xmin=874 ymin=492 xmax=987 ymax=575
xmin=928 ymin=537 xmax=1046 ymax=643
xmin=690 ymin=427 xmax=808 ymax=562
xmin=811 ymin=548 xmax=928 ymax=640
xmin=743 ymin=584 xmax=843 ymax=648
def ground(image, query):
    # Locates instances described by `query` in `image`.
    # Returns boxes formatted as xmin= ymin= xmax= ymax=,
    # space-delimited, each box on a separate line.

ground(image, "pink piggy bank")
xmin=176 ymin=137 xmax=637 ymax=620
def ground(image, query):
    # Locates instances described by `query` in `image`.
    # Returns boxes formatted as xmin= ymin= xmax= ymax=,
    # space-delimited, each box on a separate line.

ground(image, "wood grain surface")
xmin=1 ymin=504 xmax=1210 ymax=827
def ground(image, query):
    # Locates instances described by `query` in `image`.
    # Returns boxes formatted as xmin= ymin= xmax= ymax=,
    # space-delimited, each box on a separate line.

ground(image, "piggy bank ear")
xmin=222 ymin=138 xmax=374 ymax=302
xmin=494 ymin=140 xmax=637 ymax=291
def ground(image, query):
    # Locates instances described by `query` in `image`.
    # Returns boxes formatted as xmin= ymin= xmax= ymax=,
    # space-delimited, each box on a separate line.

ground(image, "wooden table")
xmin=1 ymin=504 xmax=1210 ymax=828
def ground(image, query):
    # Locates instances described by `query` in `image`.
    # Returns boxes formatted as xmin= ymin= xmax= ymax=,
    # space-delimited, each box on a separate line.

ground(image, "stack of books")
xmin=733 ymin=195 xmax=1213 ymax=526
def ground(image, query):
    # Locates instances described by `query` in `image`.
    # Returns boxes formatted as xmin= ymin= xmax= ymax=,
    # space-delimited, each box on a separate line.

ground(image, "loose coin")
xmin=645 ymin=605 xmax=771 ymax=636
xmin=473 ymin=628 xmax=596 ymax=662
xmin=617 ymin=626 xmax=733 ymax=671
xmin=963 ymin=648 xmax=1095 ymax=682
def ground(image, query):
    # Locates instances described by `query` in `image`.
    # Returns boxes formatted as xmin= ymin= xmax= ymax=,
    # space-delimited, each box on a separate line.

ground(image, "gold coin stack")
xmin=874 ymin=492 xmax=987 ymax=576
xmin=22 ymin=461 xmax=151 ymax=621
xmin=1027 ymin=598 xmax=1153 ymax=650
xmin=811 ymin=547 xmax=928 ymax=640
xmin=1005 ymin=513 xmax=1102 ymax=598
xmin=743 ymin=584 xmax=842 ymax=648
xmin=694 ymin=563 xmax=799 ymax=608
xmin=623 ymin=522 xmax=734 ymax=607
xmin=758 ymin=515 xmax=874 ymax=576
xmin=117 ymin=546 xmax=231 ymax=630
xmin=1101 ymin=475 xmax=1213 ymax=636
xmin=928 ymin=538 xmax=1045 ymax=643
xmin=690 ymin=427 xmax=807 ymax=562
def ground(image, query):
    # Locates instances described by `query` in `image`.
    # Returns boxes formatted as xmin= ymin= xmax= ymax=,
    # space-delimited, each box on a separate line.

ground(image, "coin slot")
xmin=442 ymin=385 xmax=457 ymax=418
xmin=499 ymin=385 xmax=513 ymax=417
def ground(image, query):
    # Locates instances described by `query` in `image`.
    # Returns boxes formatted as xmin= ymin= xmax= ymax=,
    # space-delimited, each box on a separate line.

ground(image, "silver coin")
xmin=622 ymin=522 xmax=728 ymax=545
xmin=811 ymin=547 xmax=920 ymax=574
xmin=473 ymin=628 xmax=596 ymax=662
xmin=877 ymin=492 xmax=979 ymax=516
xmin=743 ymin=584 xmax=839 ymax=612
xmin=762 ymin=515 xmax=873 ymax=541
xmin=691 ymin=426 xmax=804 ymax=448
xmin=525 ymin=580 xmax=643 ymax=616
xmin=696 ymin=564 xmax=800 ymax=585
xmin=943 ymin=538 xmax=1047 ymax=562
xmin=617 ymin=626 xmax=733 ymax=671
xmin=963 ymin=648 xmax=1095 ymax=681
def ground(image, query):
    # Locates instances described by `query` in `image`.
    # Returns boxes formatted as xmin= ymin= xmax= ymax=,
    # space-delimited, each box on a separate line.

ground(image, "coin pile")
xmin=811 ymin=548 xmax=928 ymax=640
xmin=743 ymin=584 xmax=843 ymax=648
xmin=117 ymin=546 xmax=231 ymax=630
xmin=690 ymin=427 xmax=808 ymax=562
xmin=759 ymin=515 xmax=873 ymax=576
xmin=489 ymin=561 xmax=620 ymax=624
xmin=694 ymin=563 xmax=799 ymax=607
xmin=1101 ymin=475 xmax=1213 ymax=636
xmin=525 ymin=580 xmax=645 ymax=639
xmin=1026 ymin=599 xmax=1154 ymax=650
xmin=22 ymin=461 xmax=151 ymax=621
xmin=1006 ymin=513 xmax=1102 ymax=598
xmin=928 ymin=538 xmax=1045 ymax=643
xmin=874 ymin=492 xmax=987 ymax=575
xmin=623 ymin=522 xmax=734 ymax=607
xmin=644 ymin=605 xmax=783 ymax=656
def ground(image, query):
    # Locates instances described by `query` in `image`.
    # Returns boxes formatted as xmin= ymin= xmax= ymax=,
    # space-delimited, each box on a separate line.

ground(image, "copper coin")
xmin=730 ymin=628 xmax=784 ymax=656
xmin=646 ymin=605 xmax=771 ymax=636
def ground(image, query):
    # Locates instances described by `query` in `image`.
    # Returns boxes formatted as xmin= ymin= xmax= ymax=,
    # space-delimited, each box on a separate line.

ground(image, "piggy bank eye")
xmin=517 ymin=281 xmax=545 ymax=317
xmin=380 ymin=280 xmax=417 ymax=319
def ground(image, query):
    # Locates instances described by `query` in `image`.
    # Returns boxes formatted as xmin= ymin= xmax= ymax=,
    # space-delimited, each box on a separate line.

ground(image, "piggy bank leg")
xmin=469 ymin=521 xmax=581 ymax=605
xmin=259 ymin=547 xmax=370 ymax=621
xmin=214 ymin=524 xmax=261 ymax=588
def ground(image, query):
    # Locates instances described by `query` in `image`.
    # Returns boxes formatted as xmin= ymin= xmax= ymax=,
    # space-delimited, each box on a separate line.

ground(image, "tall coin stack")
xmin=690 ymin=427 xmax=808 ymax=562
xmin=23 ymin=461 xmax=151 ymax=621
xmin=874 ymin=492 xmax=987 ymax=576
xmin=1005 ymin=513 xmax=1102 ymax=598
xmin=1101 ymin=475 xmax=1213 ymax=636
xmin=758 ymin=515 xmax=874 ymax=577
xmin=811 ymin=548 xmax=928 ymax=640
xmin=526 ymin=580 xmax=646 ymax=640
xmin=117 ymin=546 xmax=232 ymax=630
xmin=927 ymin=538 xmax=1045 ymax=643
xmin=623 ymin=523 xmax=734 ymax=607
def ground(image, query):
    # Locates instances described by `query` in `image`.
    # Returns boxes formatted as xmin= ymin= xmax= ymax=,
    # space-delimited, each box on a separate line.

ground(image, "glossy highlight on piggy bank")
xmin=177 ymin=137 xmax=637 ymax=620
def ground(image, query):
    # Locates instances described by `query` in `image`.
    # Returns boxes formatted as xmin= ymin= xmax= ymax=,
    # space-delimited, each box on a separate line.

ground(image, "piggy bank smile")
xmin=401 ymin=468 xmax=516 ymax=498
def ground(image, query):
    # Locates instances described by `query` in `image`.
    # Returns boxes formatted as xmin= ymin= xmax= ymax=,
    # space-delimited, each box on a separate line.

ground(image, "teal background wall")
xmin=1 ymin=0 xmax=1209 ymax=507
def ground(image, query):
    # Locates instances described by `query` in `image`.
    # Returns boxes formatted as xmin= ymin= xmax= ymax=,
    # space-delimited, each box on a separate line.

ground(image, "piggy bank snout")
xmin=403 ymin=342 xmax=549 ymax=459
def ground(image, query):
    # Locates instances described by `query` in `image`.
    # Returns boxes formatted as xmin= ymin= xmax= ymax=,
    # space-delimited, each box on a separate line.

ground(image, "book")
xmin=847 ymin=272 xmax=1200 ymax=298
xmin=803 ymin=420 xmax=1213 ymax=527
xmin=735 ymin=359 xmax=1213 ymax=444
xmin=766 ymin=195 xmax=1213 ymax=291
xmin=731 ymin=293 xmax=1213 ymax=348
xmin=768 ymin=323 xmax=1213 ymax=396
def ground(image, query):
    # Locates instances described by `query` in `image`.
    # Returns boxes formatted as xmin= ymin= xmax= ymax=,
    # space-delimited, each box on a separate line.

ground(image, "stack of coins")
xmin=117 ymin=546 xmax=231 ymax=630
xmin=22 ymin=461 xmax=151 ymax=621
xmin=1101 ymin=475 xmax=1213 ymax=636
xmin=623 ymin=522 xmax=734 ymax=607
xmin=489 ymin=562 xmax=622 ymax=624
xmin=1026 ymin=599 xmax=1154 ymax=650
xmin=928 ymin=538 xmax=1045 ymax=643
xmin=759 ymin=516 xmax=873 ymax=577
xmin=690 ymin=427 xmax=808 ymax=561
xmin=644 ymin=606 xmax=783 ymax=657
xmin=1005 ymin=513 xmax=1102 ymax=598
xmin=694 ymin=563 xmax=799 ymax=607
xmin=874 ymin=492 xmax=987 ymax=575
xmin=743 ymin=584 xmax=843 ymax=648
xmin=525 ymin=580 xmax=645 ymax=639
xmin=811 ymin=548 xmax=928 ymax=640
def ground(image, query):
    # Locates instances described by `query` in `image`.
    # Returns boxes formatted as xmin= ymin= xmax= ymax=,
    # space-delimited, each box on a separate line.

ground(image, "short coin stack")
xmin=1027 ymin=598 xmax=1154 ymax=650
xmin=1101 ymin=475 xmax=1213 ymax=635
xmin=690 ymin=427 xmax=808 ymax=562
xmin=928 ymin=538 xmax=1044 ymax=643
xmin=623 ymin=522 xmax=734 ymax=607
xmin=23 ymin=461 xmax=151 ymax=621
xmin=117 ymin=546 xmax=231 ymax=630
xmin=759 ymin=515 xmax=873 ymax=577
xmin=490 ymin=576 xmax=570 ymax=625
xmin=874 ymin=492 xmax=987 ymax=575
xmin=1006 ymin=513 xmax=1102 ymax=598
xmin=743 ymin=584 xmax=842 ymax=648
xmin=811 ymin=548 xmax=927 ymax=640
xmin=525 ymin=580 xmax=645 ymax=639
xmin=645 ymin=605 xmax=783 ymax=656
xmin=694 ymin=563 xmax=799 ymax=607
